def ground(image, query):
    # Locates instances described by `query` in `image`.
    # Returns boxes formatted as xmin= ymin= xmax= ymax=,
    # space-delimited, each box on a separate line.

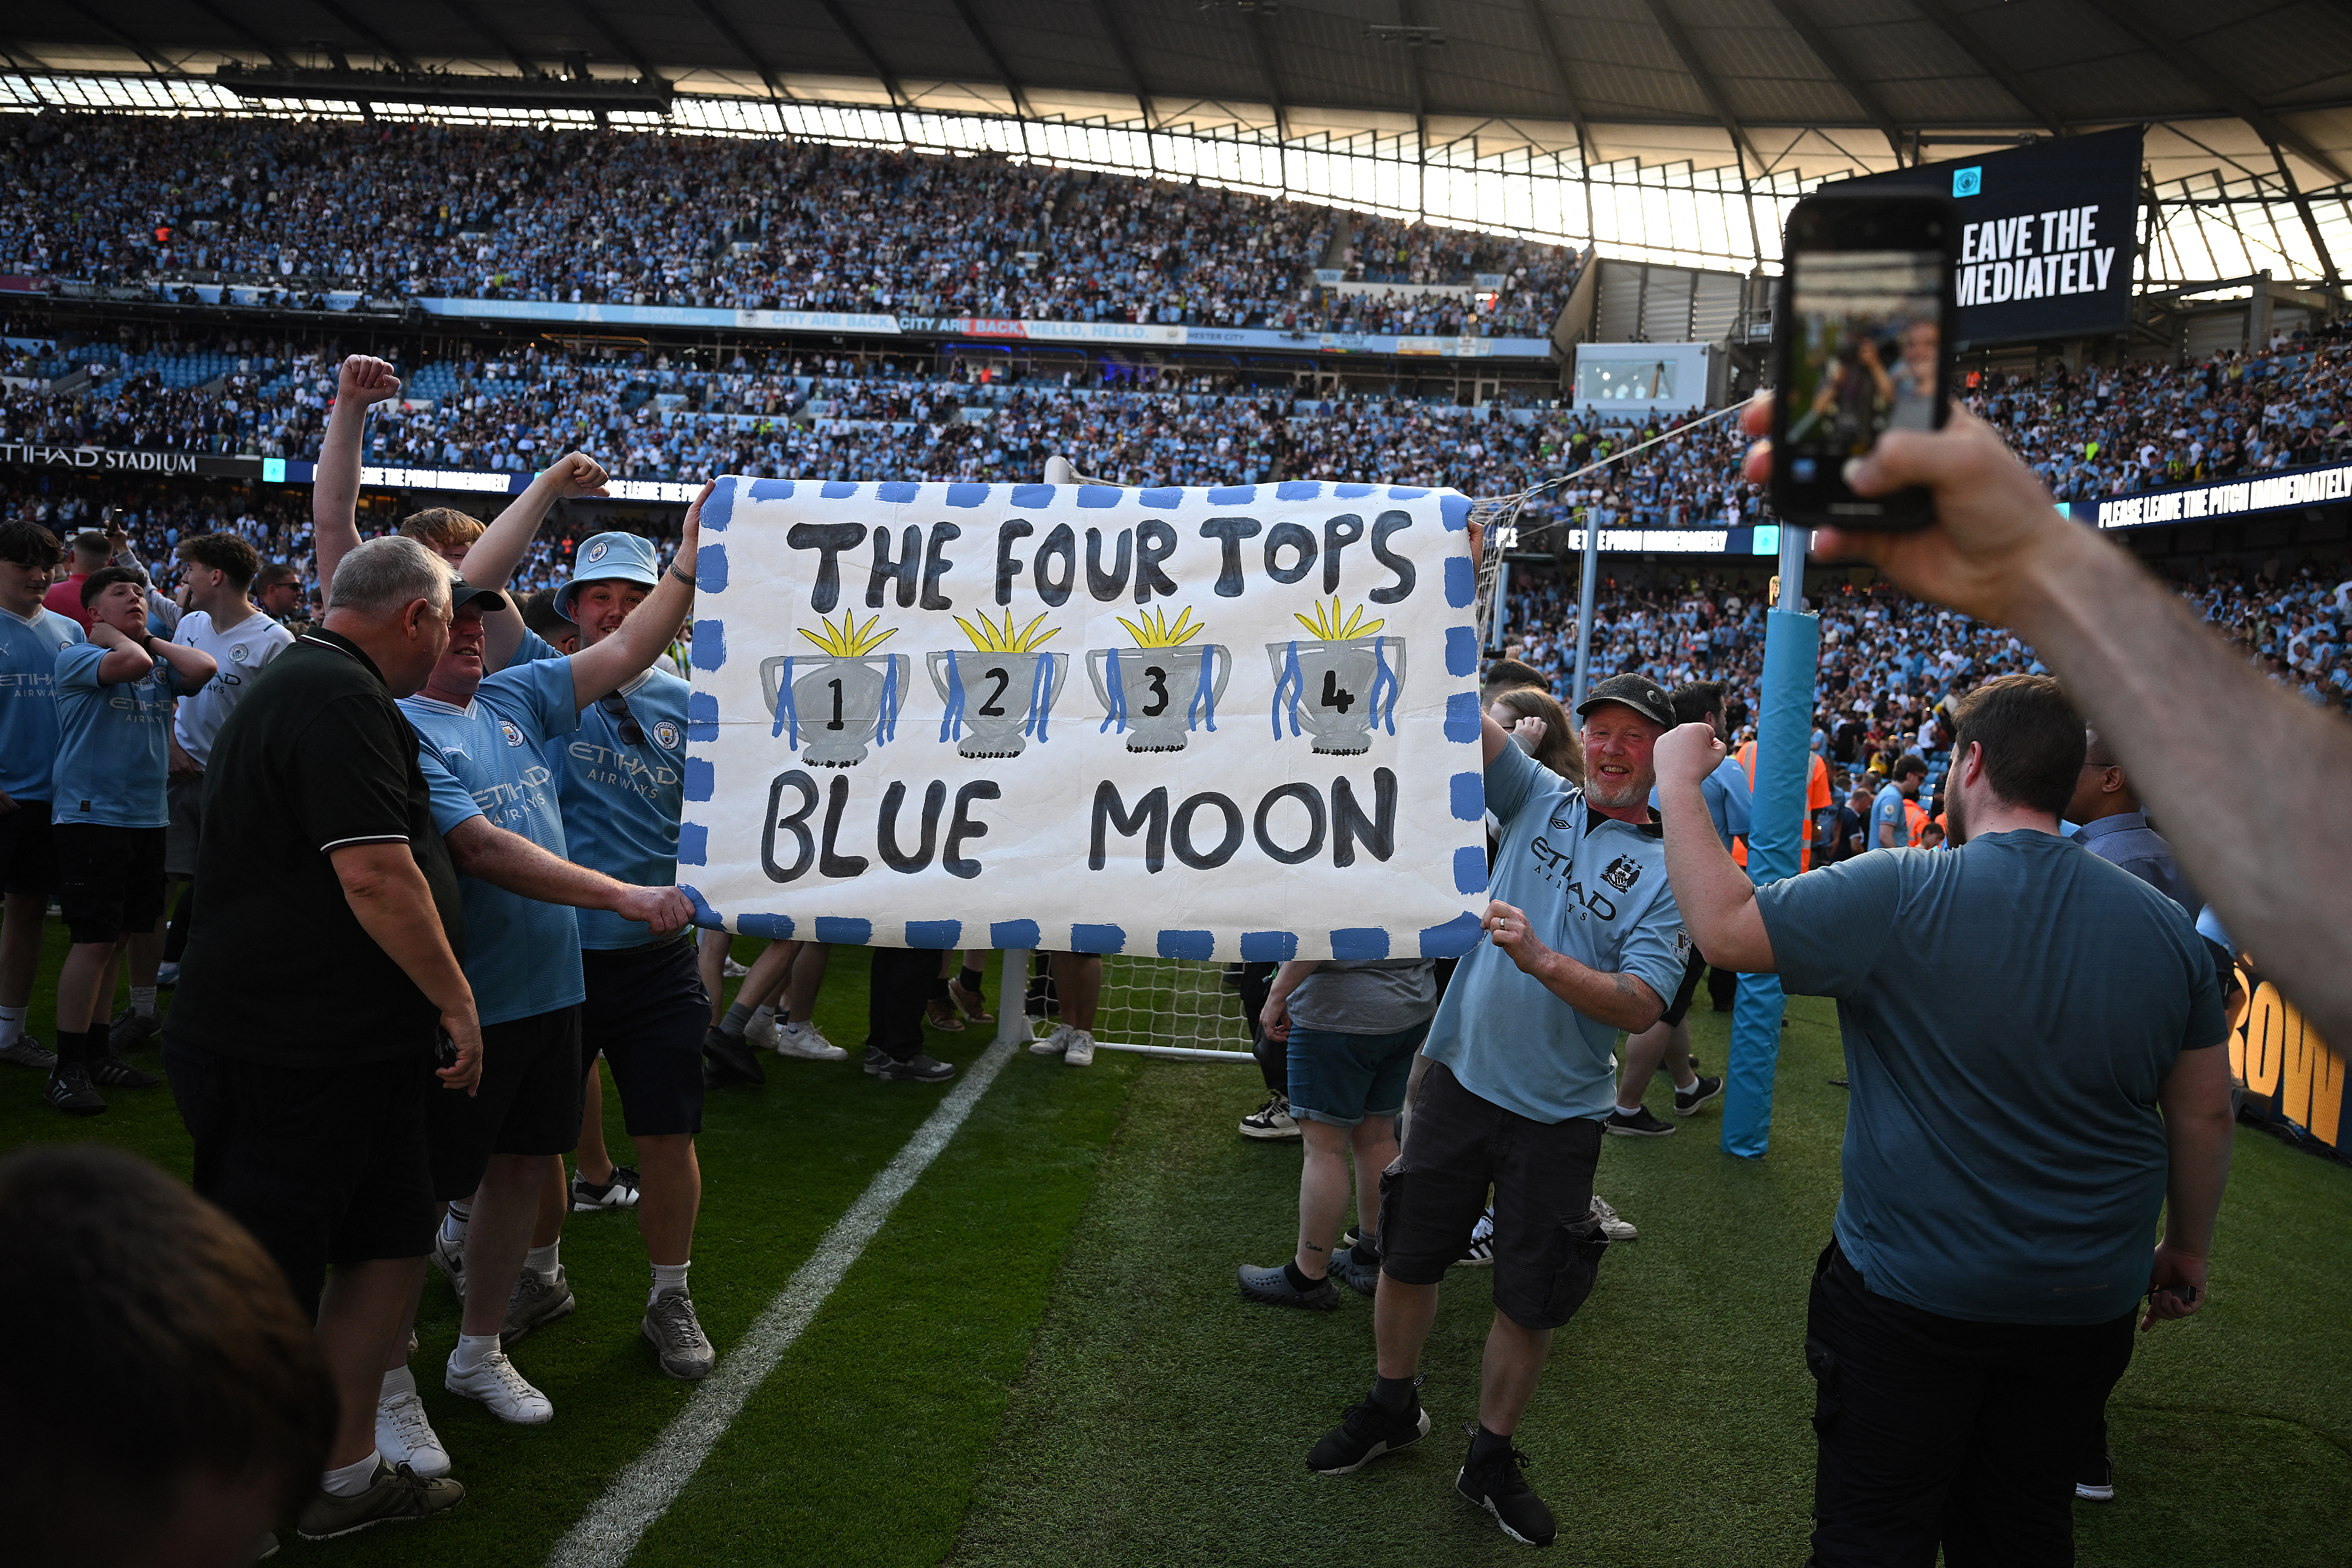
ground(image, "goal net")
xmin=1009 ymin=952 xmax=1261 ymax=1063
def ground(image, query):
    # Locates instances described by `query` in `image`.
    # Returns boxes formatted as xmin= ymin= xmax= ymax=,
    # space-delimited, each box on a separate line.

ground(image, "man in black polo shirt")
xmin=164 ymin=535 xmax=492 ymax=1542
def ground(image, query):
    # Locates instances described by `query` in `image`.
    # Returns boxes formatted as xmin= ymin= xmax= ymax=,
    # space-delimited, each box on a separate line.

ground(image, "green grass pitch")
xmin=4 ymin=925 xmax=2347 ymax=1566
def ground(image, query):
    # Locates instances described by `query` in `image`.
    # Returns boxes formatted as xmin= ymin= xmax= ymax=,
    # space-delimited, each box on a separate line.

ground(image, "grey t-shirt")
xmin=1289 ymin=959 xmax=1439 ymax=1034
xmin=1755 ymin=828 xmax=2224 ymax=1326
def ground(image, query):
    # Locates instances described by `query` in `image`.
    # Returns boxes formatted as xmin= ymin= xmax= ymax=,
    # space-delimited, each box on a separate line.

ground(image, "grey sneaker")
xmin=293 ymin=1460 xmax=464 ymax=1540
xmin=500 ymin=1263 xmax=576 ymax=1347
xmin=870 ymin=1051 xmax=956 ymax=1082
xmin=1062 ymin=1028 xmax=1096 ymax=1067
xmin=642 ymin=1289 xmax=717 ymax=1380
xmin=0 ymin=1035 xmax=57 ymax=1069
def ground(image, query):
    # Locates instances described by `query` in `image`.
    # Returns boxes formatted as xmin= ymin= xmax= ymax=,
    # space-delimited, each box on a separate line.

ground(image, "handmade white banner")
xmin=680 ymin=477 xmax=1489 ymax=961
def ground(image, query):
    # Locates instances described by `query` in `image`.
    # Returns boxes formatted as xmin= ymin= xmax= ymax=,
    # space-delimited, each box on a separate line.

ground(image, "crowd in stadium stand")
xmin=0 ymin=113 xmax=1576 ymax=336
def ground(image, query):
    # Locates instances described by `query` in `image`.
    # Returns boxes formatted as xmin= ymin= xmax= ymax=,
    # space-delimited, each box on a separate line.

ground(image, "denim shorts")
xmin=1285 ymin=1021 xmax=1429 ymax=1127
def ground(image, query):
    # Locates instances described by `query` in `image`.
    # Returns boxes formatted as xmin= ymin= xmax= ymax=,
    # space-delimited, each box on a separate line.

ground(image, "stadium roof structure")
xmin=8 ymin=0 xmax=2352 ymax=282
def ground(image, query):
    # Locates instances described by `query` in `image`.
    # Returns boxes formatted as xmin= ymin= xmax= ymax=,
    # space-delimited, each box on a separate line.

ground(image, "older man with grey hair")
xmin=163 ymin=535 xmax=498 ymax=1541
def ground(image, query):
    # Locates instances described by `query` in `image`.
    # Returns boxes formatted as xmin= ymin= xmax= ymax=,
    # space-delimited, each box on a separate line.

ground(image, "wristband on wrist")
xmin=669 ymin=563 xmax=695 ymax=586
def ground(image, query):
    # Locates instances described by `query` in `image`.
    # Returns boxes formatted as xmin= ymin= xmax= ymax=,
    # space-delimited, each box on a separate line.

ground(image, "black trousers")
xmin=864 ymin=945 xmax=938 ymax=1062
xmin=1805 ymin=1239 xmax=2135 ymax=1568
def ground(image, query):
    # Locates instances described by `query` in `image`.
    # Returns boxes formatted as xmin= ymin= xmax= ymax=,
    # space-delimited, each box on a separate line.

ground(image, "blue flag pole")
xmin=1723 ymin=527 xmax=1818 ymax=1159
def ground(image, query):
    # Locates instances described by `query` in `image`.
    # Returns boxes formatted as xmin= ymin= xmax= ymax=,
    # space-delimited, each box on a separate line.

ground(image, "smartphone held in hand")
xmin=1770 ymin=193 xmax=1959 ymax=531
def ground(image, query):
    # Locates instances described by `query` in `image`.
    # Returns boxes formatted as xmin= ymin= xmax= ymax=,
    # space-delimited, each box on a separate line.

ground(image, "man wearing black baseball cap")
xmin=1305 ymin=670 xmax=1688 ymax=1549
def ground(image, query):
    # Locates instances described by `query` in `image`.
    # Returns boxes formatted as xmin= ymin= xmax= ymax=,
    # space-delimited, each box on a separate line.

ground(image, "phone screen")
xmin=1781 ymin=249 xmax=1944 ymax=483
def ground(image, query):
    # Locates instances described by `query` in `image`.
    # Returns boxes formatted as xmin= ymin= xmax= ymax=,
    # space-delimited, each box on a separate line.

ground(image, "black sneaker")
xmin=1458 ymin=1433 xmax=1556 ymax=1547
xmin=108 ymin=1008 xmax=160 ymax=1054
xmin=1603 ymin=1105 xmax=1675 ymax=1137
xmin=870 ymin=1051 xmax=956 ymax=1082
xmin=1673 ymin=1074 xmax=1723 ymax=1116
xmin=88 ymin=1052 xmax=161 ymax=1089
xmin=1238 ymin=1093 xmax=1301 ymax=1141
xmin=1305 ymin=1395 xmax=1431 ymax=1475
xmin=45 ymin=1062 xmax=107 ymax=1116
xmin=1237 ymin=1262 xmax=1339 ymax=1310
xmin=701 ymin=1026 xmax=766 ymax=1087
xmin=569 ymin=1164 xmax=642 ymax=1212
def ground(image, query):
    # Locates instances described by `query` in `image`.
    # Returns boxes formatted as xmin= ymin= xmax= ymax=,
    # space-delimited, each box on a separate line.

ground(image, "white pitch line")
xmin=546 ymin=1031 xmax=1021 ymax=1568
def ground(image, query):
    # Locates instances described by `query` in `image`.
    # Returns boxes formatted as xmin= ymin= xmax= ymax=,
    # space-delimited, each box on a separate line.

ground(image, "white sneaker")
xmin=431 ymin=1225 xmax=466 ymax=1300
xmin=1029 ymin=1022 xmax=1073 ymax=1058
xmin=445 ymin=1346 xmax=553 ymax=1425
xmin=743 ymin=1009 xmax=780 ymax=1052
xmin=774 ymin=1020 xmax=847 ymax=1061
xmin=1588 ymin=1194 xmax=1638 ymax=1242
xmin=1063 ymin=1028 xmax=1096 ymax=1067
xmin=722 ymin=956 xmax=750 ymax=978
xmin=376 ymin=1389 xmax=452 ymax=1477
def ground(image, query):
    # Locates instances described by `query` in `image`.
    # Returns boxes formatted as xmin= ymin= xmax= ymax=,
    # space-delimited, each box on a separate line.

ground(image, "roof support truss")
xmin=1518 ymin=0 xmax=1592 ymax=167
xmin=61 ymin=0 xmax=181 ymax=73
xmin=1087 ymin=0 xmax=1154 ymax=126
xmin=1903 ymin=0 xmax=2066 ymax=139
xmin=1758 ymin=0 xmax=1903 ymax=160
xmin=305 ymin=0 xmax=419 ymax=72
xmin=680 ymin=0 xmax=785 ymax=98
xmin=945 ymin=0 xmax=1033 ymax=119
xmin=808 ymin=0 xmax=908 ymax=108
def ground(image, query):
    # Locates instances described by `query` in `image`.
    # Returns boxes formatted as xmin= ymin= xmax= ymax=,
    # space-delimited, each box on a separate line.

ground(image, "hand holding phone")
xmin=1772 ymin=193 xmax=1960 ymax=531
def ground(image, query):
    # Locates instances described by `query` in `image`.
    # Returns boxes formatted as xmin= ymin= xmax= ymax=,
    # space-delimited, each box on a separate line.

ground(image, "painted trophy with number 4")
xmin=1268 ymin=597 xmax=1405 ymax=756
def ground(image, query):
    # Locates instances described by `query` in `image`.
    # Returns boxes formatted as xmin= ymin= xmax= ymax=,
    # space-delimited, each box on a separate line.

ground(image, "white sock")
xmin=440 ymin=1204 xmax=470 ymax=1245
xmin=780 ymin=1016 xmax=807 ymax=1035
xmin=526 ymin=1241 xmax=559 ymax=1275
xmin=1615 ymin=1103 xmax=1643 ymax=1118
xmin=380 ymin=1365 xmax=416 ymax=1402
xmin=751 ymin=1004 xmax=777 ymax=1028
xmin=0 ymin=1004 xmax=24 ymax=1048
xmin=322 ymin=1451 xmax=380 ymax=1497
xmin=129 ymin=985 xmax=157 ymax=1019
xmin=651 ymin=1261 xmax=690 ymax=1305
xmin=450 ymin=1332 xmax=500 ymax=1374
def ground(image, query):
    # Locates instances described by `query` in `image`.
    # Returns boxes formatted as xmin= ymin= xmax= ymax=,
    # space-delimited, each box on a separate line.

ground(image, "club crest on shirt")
xmin=500 ymin=720 xmax=526 ymax=748
xmin=229 ymin=644 xmax=249 ymax=664
xmin=652 ymin=718 xmax=681 ymax=750
xmin=1601 ymin=854 xmax=1643 ymax=892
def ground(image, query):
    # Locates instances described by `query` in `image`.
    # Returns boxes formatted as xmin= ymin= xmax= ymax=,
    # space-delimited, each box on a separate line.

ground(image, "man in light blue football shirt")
xmin=0 ymin=520 xmax=83 ymax=1071
xmin=372 ymin=503 xmax=699 ymax=1466
xmin=1871 ymin=754 xmax=1927 ymax=849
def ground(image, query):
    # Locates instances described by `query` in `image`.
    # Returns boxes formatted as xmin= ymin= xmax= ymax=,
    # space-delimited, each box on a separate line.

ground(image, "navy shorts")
xmin=0 ymin=797 xmax=58 ymax=896
xmin=1661 ymin=942 xmax=1709 ymax=1028
xmin=1378 ymin=1059 xmax=1609 ymax=1331
xmin=165 ymin=1036 xmax=439 ymax=1319
xmin=583 ymin=936 xmax=710 ymax=1138
xmin=428 ymin=1005 xmax=583 ymax=1200
xmin=1285 ymin=1022 xmax=1429 ymax=1127
xmin=55 ymin=822 xmax=167 ymax=944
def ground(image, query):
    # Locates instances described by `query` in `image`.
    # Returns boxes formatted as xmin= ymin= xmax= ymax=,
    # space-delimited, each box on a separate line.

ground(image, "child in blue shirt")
xmin=46 ymin=566 xmax=216 ymax=1116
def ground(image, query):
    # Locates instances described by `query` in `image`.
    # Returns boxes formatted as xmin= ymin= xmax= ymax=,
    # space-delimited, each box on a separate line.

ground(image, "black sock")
xmin=1470 ymin=1423 xmax=1513 ymax=1463
xmin=925 ymin=975 xmax=950 ymax=1001
xmin=61 ymin=1028 xmax=96 ymax=1065
xmin=1349 ymin=1238 xmax=1381 ymax=1268
xmin=1371 ymin=1373 xmax=1417 ymax=1414
xmin=1283 ymin=1260 xmax=1322 ymax=1293
xmin=958 ymin=965 xmax=984 ymax=994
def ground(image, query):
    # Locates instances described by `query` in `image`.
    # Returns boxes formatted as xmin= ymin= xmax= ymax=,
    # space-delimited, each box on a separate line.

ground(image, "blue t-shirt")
xmin=52 ymin=641 xmax=186 ymax=828
xmin=555 ymin=667 xmax=690 ymax=950
xmin=1754 ymin=830 xmax=2224 ymax=1326
xmin=1870 ymin=783 xmax=1912 ymax=850
xmin=399 ymin=658 xmax=584 ymax=1027
xmin=0 ymin=606 xmax=83 ymax=801
xmin=1422 ymin=740 xmax=1688 ymax=1124
xmin=1649 ymin=753 xmax=1751 ymax=852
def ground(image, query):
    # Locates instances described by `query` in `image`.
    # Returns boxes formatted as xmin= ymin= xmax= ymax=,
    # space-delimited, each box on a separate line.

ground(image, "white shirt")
xmin=171 ymin=607 xmax=293 ymax=764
